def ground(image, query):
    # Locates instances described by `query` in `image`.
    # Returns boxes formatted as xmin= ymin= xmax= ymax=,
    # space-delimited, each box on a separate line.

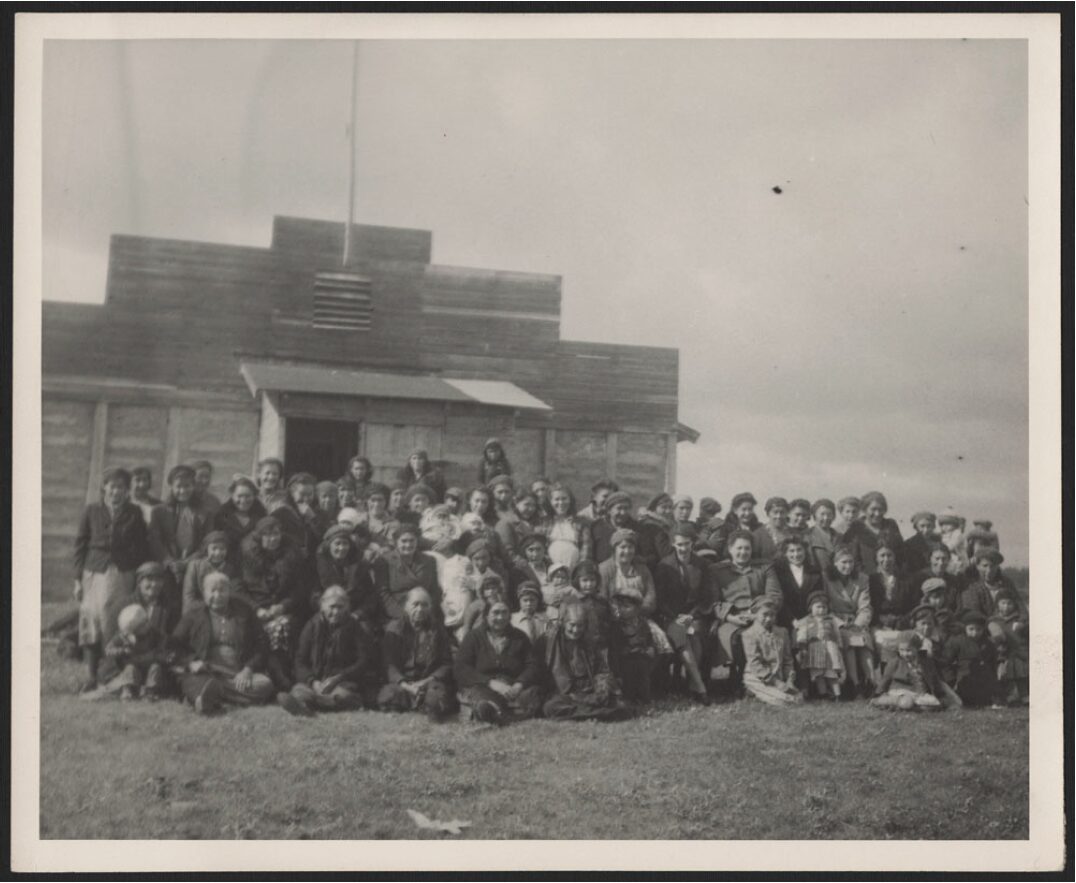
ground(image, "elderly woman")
xmin=285 ymin=472 xmax=331 ymax=556
xmin=73 ymin=466 xmax=150 ymax=692
xmin=454 ymin=598 xmax=544 ymax=724
xmin=315 ymin=481 xmax=340 ymax=524
xmin=397 ymin=448 xmax=445 ymax=503
xmin=708 ymin=529 xmax=782 ymax=692
xmin=544 ymin=482 xmax=593 ymax=571
xmin=375 ymin=523 xmax=441 ymax=623
xmin=843 ymin=491 xmax=904 ymax=576
xmin=825 ymin=544 xmax=876 ymax=698
xmin=171 ymin=572 xmax=275 ymax=714
xmin=238 ymin=515 xmax=307 ymax=688
xmin=597 ymin=529 xmax=658 ymax=617
xmin=805 ymin=498 xmax=840 ymax=574
xmin=542 ymin=602 xmax=633 ymax=721
xmin=314 ymin=524 xmax=378 ymax=626
xmin=213 ymin=475 xmax=267 ymax=560
xmin=752 ymin=496 xmax=796 ymax=562
xmin=378 ymin=588 xmax=456 ymax=720
xmin=937 ymin=511 xmax=969 ymax=576
xmin=278 ymin=586 xmax=379 ymax=716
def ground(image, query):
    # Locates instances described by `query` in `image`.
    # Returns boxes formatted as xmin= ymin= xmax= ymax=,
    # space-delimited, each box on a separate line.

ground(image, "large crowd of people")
xmin=64 ymin=436 xmax=1029 ymax=723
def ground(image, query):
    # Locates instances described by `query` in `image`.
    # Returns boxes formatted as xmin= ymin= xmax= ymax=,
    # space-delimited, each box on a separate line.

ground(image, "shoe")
xmin=277 ymin=691 xmax=315 ymax=718
xmin=472 ymin=700 xmax=502 ymax=725
xmin=689 ymin=690 xmax=712 ymax=706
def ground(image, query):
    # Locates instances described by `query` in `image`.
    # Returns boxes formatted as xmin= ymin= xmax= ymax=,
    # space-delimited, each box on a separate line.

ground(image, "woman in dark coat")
xmin=374 ymin=523 xmax=441 ymax=623
xmin=772 ymin=535 xmax=824 ymax=629
xmin=868 ymin=545 xmax=917 ymax=628
xmin=477 ymin=437 xmax=512 ymax=486
xmin=73 ymin=466 xmax=150 ymax=691
xmin=805 ymin=498 xmax=840 ymax=575
xmin=397 ymin=448 xmax=446 ymax=503
xmin=238 ymin=515 xmax=307 ymax=688
xmin=340 ymin=456 xmax=376 ymax=503
xmin=377 ymin=588 xmax=456 ymax=720
xmin=842 ymin=491 xmax=904 ymax=576
xmin=212 ymin=475 xmax=266 ymax=564
xmin=148 ymin=464 xmax=212 ymax=605
xmin=314 ymin=524 xmax=379 ymax=627
xmin=454 ymin=599 xmax=544 ymax=723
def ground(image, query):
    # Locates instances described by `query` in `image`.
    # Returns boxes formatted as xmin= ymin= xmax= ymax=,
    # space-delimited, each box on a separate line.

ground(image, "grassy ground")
xmin=39 ymin=636 xmax=1028 ymax=841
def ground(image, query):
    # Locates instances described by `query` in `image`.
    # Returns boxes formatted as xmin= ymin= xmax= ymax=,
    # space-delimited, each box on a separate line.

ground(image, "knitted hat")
xmin=610 ymin=528 xmax=638 ymax=548
xmin=404 ymin=483 xmax=435 ymax=504
xmin=548 ymin=563 xmax=571 ymax=580
xmin=961 ymin=610 xmax=987 ymax=626
xmin=973 ymin=548 xmax=1004 ymax=566
xmin=322 ymin=524 xmax=354 ymax=545
xmin=336 ymin=507 xmax=363 ymax=527
xmin=920 ymin=577 xmax=948 ymax=597
xmin=483 ymin=437 xmax=503 ymax=453
xmin=806 ymin=591 xmax=829 ymax=611
xmin=647 ymin=492 xmax=673 ymax=511
xmin=101 ymin=466 xmax=132 ymax=487
xmin=699 ymin=496 xmax=721 ymax=515
xmin=315 ymin=480 xmax=338 ymax=496
xmin=364 ymin=482 xmax=390 ymax=500
xmin=937 ymin=511 xmax=962 ymax=527
xmin=166 ymin=464 xmax=195 ymax=485
xmin=465 ymin=538 xmax=492 ymax=558
xmin=604 ymin=491 xmax=633 ymax=510
xmin=518 ymin=532 xmax=548 ymax=551
xmin=286 ymin=472 xmax=316 ymax=489
xmin=672 ymin=521 xmax=698 ymax=540
xmin=672 ymin=494 xmax=694 ymax=507
xmin=764 ymin=496 xmax=790 ymax=514
xmin=254 ymin=515 xmax=281 ymax=534
xmin=994 ymin=587 xmax=1020 ymax=606
xmin=202 ymin=530 xmax=229 ymax=548
xmin=117 ymin=605 xmax=148 ymax=635
xmin=135 ymin=561 xmax=167 ymax=581
xmin=730 ymin=492 xmax=757 ymax=510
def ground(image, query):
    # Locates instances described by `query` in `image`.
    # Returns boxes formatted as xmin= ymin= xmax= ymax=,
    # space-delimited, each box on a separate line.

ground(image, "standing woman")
xmin=903 ymin=511 xmax=939 ymax=576
xmin=842 ymin=491 xmax=904 ymax=576
xmin=868 ymin=544 xmax=917 ymax=670
xmin=341 ymin=456 xmax=375 ymax=502
xmin=477 ymin=437 xmax=512 ymax=486
xmin=73 ymin=467 xmax=149 ymax=692
xmin=397 ymin=448 xmax=445 ymax=503
xmin=805 ymin=499 xmax=840 ymax=575
xmin=148 ymin=465 xmax=211 ymax=607
xmin=130 ymin=466 xmax=161 ymax=526
xmin=824 ymin=545 xmax=876 ymax=698
xmin=213 ymin=475 xmax=267 ymax=560
xmin=772 ymin=535 xmax=823 ymax=630
xmin=545 ymin=482 xmax=593 ymax=571
xmin=752 ymin=497 xmax=795 ymax=562
xmin=256 ymin=457 xmax=285 ymax=501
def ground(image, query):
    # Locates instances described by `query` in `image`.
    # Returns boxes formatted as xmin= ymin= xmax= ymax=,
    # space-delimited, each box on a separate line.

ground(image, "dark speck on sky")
xmin=772 ymin=186 xmax=783 ymax=194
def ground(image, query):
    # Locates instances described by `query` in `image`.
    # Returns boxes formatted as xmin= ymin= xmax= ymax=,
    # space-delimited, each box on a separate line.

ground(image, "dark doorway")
xmin=284 ymin=418 xmax=359 ymax=482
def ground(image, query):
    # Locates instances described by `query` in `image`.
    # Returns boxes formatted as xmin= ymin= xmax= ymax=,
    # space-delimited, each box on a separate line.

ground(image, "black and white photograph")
xmin=9 ymin=9 xmax=1067 ymax=874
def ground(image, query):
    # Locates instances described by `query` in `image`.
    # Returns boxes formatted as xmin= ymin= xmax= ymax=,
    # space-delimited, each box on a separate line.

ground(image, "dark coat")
xmin=959 ymin=578 xmax=1025 ymax=619
xmin=397 ymin=465 xmax=446 ymax=503
xmin=293 ymin=613 xmax=376 ymax=685
xmin=147 ymin=500 xmax=212 ymax=566
xmin=238 ymin=533 xmax=307 ymax=613
xmin=73 ymin=501 xmax=149 ymax=576
xmin=381 ymin=617 xmax=453 ymax=684
xmin=314 ymin=548 xmax=380 ymax=624
xmin=842 ymin=518 xmax=904 ymax=575
xmin=653 ymin=552 xmax=713 ymax=625
xmin=868 ymin=572 xmax=918 ymax=628
xmin=212 ymin=499 xmax=267 ymax=557
xmin=454 ymin=624 xmax=543 ymax=689
xmin=591 ymin=517 xmax=664 ymax=570
xmin=901 ymin=533 xmax=938 ymax=576
xmin=374 ymin=551 xmax=441 ymax=623
xmin=170 ymin=601 xmax=265 ymax=671
xmin=771 ymin=559 xmax=824 ymax=626
xmin=911 ymin=568 xmax=964 ymax=611
xmin=876 ymin=655 xmax=943 ymax=696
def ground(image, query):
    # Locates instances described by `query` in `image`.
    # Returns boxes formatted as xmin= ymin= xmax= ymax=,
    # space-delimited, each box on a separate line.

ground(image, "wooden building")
xmin=41 ymin=216 xmax=698 ymax=597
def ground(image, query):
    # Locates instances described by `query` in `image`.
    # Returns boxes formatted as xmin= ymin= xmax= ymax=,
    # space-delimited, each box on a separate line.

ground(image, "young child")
xmin=181 ymin=530 xmax=236 ymax=613
xmin=511 ymin=583 xmax=552 ymax=644
xmin=919 ymin=577 xmax=961 ymax=638
xmin=943 ymin=610 xmax=1001 ymax=708
xmin=870 ymin=633 xmax=944 ymax=712
xmin=90 ymin=603 xmax=170 ymax=702
xmin=608 ymin=585 xmax=660 ymax=705
xmin=544 ymin=563 xmax=574 ymax=612
xmin=740 ymin=598 xmax=803 ymax=707
xmin=988 ymin=588 xmax=1029 ymax=705
xmin=569 ymin=560 xmax=614 ymax=648
xmin=73 ymin=466 xmax=149 ymax=693
xmin=794 ymin=591 xmax=845 ymax=700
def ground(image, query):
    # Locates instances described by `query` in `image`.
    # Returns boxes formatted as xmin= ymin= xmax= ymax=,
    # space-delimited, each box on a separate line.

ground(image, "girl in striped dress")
xmin=794 ymin=591 xmax=845 ymax=700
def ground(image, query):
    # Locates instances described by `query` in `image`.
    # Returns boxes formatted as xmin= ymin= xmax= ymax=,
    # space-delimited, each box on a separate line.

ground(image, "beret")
xmin=286 ymin=472 xmax=317 ymax=488
xmin=516 ymin=582 xmax=542 ymax=599
xmin=937 ymin=513 xmax=962 ymax=526
xmin=444 ymin=486 xmax=466 ymax=500
xmin=518 ymin=531 xmax=548 ymax=549
xmin=363 ymin=482 xmax=391 ymax=500
xmin=672 ymin=494 xmax=693 ymax=507
xmin=911 ymin=604 xmax=937 ymax=622
xmin=972 ymin=519 xmax=994 ymax=530
xmin=920 ymin=577 xmax=949 ymax=596
xmin=404 ymin=483 xmax=435 ymax=503
xmin=610 ymin=528 xmax=638 ymax=548
xmin=255 ymin=515 xmax=281 ymax=533
xmin=315 ymin=480 xmax=338 ymax=495
xmin=604 ymin=491 xmax=633 ymax=510
xmin=647 ymin=492 xmax=673 ymax=511
xmin=730 ymin=492 xmax=757 ymax=510
xmin=764 ymin=496 xmax=790 ymax=513
xmin=167 ymin=465 xmax=195 ymax=485
xmin=961 ymin=610 xmax=987 ymax=626
xmin=202 ymin=530 xmax=229 ymax=547
xmin=974 ymin=548 xmax=1004 ymax=566
xmin=336 ymin=507 xmax=363 ymax=526
xmin=135 ymin=561 xmax=167 ymax=580
xmin=322 ymin=524 xmax=354 ymax=544
xmin=395 ymin=521 xmax=421 ymax=539
xmin=487 ymin=474 xmax=515 ymax=491
xmin=994 ymin=587 xmax=1020 ymax=605
xmin=699 ymin=496 xmax=721 ymax=513
xmin=672 ymin=521 xmax=698 ymax=540
xmin=465 ymin=538 xmax=492 ymax=557
xmin=102 ymin=466 xmax=132 ymax=486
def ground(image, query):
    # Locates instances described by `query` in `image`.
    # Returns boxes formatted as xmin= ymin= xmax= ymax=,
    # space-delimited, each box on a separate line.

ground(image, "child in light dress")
xmin=794 ymin=591 xmax=845 ymax=700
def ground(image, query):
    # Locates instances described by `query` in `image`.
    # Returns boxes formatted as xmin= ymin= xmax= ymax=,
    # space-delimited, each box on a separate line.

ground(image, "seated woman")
xmin=869 ymin=543 xmax=918 ymax=667
xmin=542 ymin=602 xmax=633 ymax=721
xmin=805 ymin=499 xmax=840 ymax=575
xmin=511 ymin=532 xmax=553 ymax=611
xmin=652 ymin=523 xmax=711 ymax=702
xmin=278 ymin=586 xmax=380 ymax=716
xmin=843 ymin=491 xmax=904 ymax=576
xmin=374 ymin=523 xmax=441 ymax=623
xmin=340 ymin=456 xmax=375 ymax=503
xmin=359 ymin=482 xmax=395 ymax=555
xmin=238 ymin=515 xmax=307 ymax=689
xmin=870 ymin=632 xmax=945 ymax=712
xmin=477 ymin=437 xmax=512 ymax=486
xmin=182 ymin=530 xmax=237 ymax=614
xmin=959 ymin=549 xmax=1024 ymax=618
xmin=772 ymin=535 xmax=824 ymax=630
xmin=454 ymin=598 xmax=544 ymax=724
xmin=170 ymin=572 xmax=275 ymax=714
xmin=597 ymin=529 xmax=658 ymax=616
xmin=740 ymin=597 xmax=803 ymax=707
xmin=708 ymin=529 xmax=783 ymax=692
xmin=824 ymin=545 xmax=876 ymax=698
xmin=378 ymin=588 xmax=456 ymax=720
xmin=213 ymin=475 xmax=267 ymax=563
xmin=314 ymin=524 xmax=379 ymax=627
xmin=910 ymin=544 xmax=963 ymax=612
xmin=397 ymin=448 xmax=445 ymax=503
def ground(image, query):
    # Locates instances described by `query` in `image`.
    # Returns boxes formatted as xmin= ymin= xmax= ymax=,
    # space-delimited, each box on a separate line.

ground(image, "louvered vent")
xmin=312 ymin=271 xmax=373 ymax=331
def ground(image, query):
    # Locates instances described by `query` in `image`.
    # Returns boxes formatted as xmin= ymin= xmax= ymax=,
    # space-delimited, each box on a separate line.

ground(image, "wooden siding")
xmin=270 ymin=216 xmax=433 ymax=265
xmin=614 ymin=431 xmax=669 ymax=504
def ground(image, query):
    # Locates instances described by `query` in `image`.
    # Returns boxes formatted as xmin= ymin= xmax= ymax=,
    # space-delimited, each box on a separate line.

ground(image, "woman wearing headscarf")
xmin=454 ymin=598 xmax=544 ymax=724
xmin=373 ymin=522 xmax=441 ymax=623
xmin=314 ymin=524 xmax=379 ymax=627
xmin=842 ymin=491 xmax=904 ymax=576
xmin=541 ymin=602 xmax=633 ymax=721
xmin=277 ymin=586 xmax=380 ymax=716
xmin=377 ymin=588 xmax=456 ymax=720
xmin=477 ymin=437 xmax=512 ymax=486
xmin=397 ymin=448 xmax=445 ymax=503
xmin=238 ymin=515 xmax=307 ymax=689
xmin=597 ymin=529 xmax=658 ymax=617
xmin=213 ymin=475 xmax=267 ymax=562
xmin=544 ymin=482 xmax=593 ymax=571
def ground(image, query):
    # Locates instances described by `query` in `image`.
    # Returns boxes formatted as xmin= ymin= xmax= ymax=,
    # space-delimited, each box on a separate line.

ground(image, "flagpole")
xmin=343 ymin=41 xmax=359 ymax=266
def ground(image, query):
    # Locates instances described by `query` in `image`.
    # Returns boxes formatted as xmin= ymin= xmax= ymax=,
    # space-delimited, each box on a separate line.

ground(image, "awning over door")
xmin=239 ymin=360 xmax=552 ymax=411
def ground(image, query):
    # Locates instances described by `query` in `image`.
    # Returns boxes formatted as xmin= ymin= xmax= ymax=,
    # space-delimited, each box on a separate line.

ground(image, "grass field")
xmin=39 ymin=632 xmax=1029 ymax=841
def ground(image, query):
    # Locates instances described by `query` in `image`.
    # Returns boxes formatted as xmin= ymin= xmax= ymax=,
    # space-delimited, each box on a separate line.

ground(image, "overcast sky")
xmin=42 ymin=38 xmax=1029 ymax=565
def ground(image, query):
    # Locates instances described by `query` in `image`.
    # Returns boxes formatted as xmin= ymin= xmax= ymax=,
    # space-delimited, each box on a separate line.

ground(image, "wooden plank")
xmin=605 ymin=432 xmax=619 ymax=482
xmin=84 ymin=402 xmax=107 ymax=503
xmin=664 ymin=432 xmax=677 ymax=494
